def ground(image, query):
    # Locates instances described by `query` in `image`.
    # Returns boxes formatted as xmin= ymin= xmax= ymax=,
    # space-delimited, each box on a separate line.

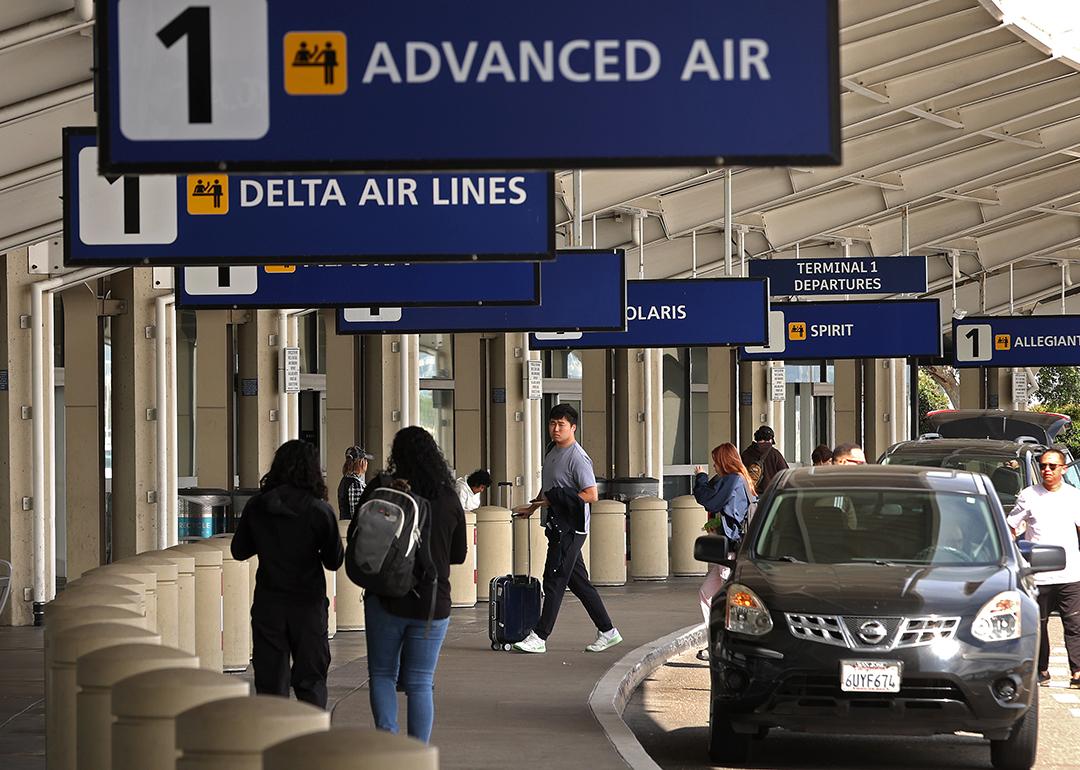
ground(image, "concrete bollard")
xmin=325 ymin=566 xmax=337 ymax=639
xmin=111 ymin=668 xmax=251 ymax=770
xmin=581 ymin=529 xmax=592 ymax=574
xmin=203 ymin=535 xmax=250 ymax=672
xmin=475 ymin=505 xmax=512 ymax=601
xmin=248 ymin=554 xmax=259 ymax=656
xmin=65 ymin=572 xmax=148 ymax=608
xmin=589 ymin=500 xmax=627 ymax=586
xmin=86 ymin=563 xmax=159 ymax=633
xmin=124 ymin=553 xmax=181 ymax=648
xmin=670 ymin=495 xmax=708 ymax=577
xmin=629 ymin=496 xmax=669 ymax=581
xmin=337 ymin=519 xmax=364 ymax=630
xmin=51 ymin=583 xmax=144 ymax=615
xmin=512 ymin=513 xmax=545 ymax=578
xmin=176 ymin=696 xmax=330 ymax=770
xmin=159 ymin=550 xmax=197 ymax=655
xmin=166 ymin=542 xmax=224 ymax=672
xmin=449 ymin=511 xmax=477 ymax=607
xmin=50 ymin=622 xmax=161 ymax=770
xmin=263 ymin=727 xmax=438 ymax=770
xmin=75 ymin=643 xmax=198 ymax=770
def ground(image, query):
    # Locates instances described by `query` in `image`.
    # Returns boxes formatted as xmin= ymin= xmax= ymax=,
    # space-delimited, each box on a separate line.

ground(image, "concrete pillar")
xmin=0 ymin=248 xmax=35 ymax=624
xmin=361 ymin=335 xmax=399 ymax=466
xmin=834 ymin=360 xmax=860 ymax=448
xmin=61 ymin=287 xmax=104 ymax=580
xmin=237 ymin=310 xmax=279 ymax=487
xmin=737 ymin=360 xmax=768 ymax=449
xmin=453 ymin=333 xmax=483 ymax=477
xmin=195 ymin=310 xmax=232 ymax=489
xmin=323 ymin=309 xmax=359 ymax=486
xmin=707 ymin=349 xmax=737 ymax=456
xmin=614 ymin=350 xmax=648 ymax=478
xmin=987 ymin=368 xmax=1012 ymax=410
xmin=862 ymin=360 xmax=890 ymax=461
xmin=959 ymin=368 xmax=985 ymax=409
xmin=580 ymin=349 xmax=611 ymax=479
xmin=263 ymin=728 xmax=438 ymax=770
xmin=488 ymin=335 xmax=526 ymax=502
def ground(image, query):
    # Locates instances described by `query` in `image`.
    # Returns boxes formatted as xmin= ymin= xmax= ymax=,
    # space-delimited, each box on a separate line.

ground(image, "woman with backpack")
xmin=692 ymin=443 xmax=757 ymax=660
xmin=359 ymin=426 xmax=467 ymax=743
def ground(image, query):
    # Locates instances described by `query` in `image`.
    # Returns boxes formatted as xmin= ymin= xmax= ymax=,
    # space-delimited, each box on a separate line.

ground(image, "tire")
xmin=503 ymin=643 xmax=512 ymax=651
xmin=990 ymin=687 xmax=1038 ymax=770
xmin=708 ymin=699 xmax=751 ymax=766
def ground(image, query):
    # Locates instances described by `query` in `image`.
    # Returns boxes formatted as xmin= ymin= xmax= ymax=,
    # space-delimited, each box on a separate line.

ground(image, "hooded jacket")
xmin=231 ymin=484 xmax=344 ymax=605
xmin=740 ymin=441 xmax=788 ymax=493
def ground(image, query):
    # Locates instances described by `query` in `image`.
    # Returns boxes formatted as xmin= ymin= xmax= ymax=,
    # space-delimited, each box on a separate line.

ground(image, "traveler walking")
xmin=454 ymin=469 xmax=492 ymax=512
xmin=511 ymin=404 xmax=622 ymax=654
xmin=741 ymin=425 xmax=788 ymax=492
xmin=361 ymin=426 xmax=467 ymax=742
xmin=337 ymin=445 xmax=374 ymax=519
xmin=231 ymin=440 xmax=345 ymax=708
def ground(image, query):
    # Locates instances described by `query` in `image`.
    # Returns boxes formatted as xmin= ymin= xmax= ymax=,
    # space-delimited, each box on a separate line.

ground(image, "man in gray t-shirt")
xmin=511 ymin=404 xmax=621 ymax=654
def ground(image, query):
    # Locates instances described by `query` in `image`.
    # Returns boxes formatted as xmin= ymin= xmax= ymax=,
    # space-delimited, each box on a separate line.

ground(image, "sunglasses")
xmin=1038 ymin=462 xmax=1063 ymax=470
xmin=841 ymin=458 xmax=866 ymax=465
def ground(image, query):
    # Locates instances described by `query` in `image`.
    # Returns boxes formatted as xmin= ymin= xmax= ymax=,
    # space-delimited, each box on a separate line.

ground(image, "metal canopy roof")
xmin=4 ymin=0 xmax=1080 ymax=326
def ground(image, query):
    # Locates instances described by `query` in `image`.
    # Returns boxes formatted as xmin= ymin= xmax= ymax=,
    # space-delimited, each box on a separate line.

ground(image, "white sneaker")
xmin=585 ymin=628 xmax=623 ymax=653
xmin=512 ymin=632 xmax=547 ymax=654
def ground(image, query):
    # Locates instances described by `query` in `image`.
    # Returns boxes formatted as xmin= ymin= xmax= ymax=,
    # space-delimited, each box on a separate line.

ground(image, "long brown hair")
xmin=711 ymin=442 xmax=756 ymax=497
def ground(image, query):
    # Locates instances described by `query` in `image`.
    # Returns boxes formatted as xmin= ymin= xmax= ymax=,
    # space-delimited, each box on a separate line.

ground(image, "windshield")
xmin=754 ymin=489 xmax=1003 ymax=566
xmin=881 ymin=451 xmax=1023 ymax=508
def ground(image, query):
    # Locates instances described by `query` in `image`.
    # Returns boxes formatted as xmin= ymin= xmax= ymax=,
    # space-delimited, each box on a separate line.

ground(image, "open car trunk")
xmin=925 ymin=409 xmax=1070 ymax=444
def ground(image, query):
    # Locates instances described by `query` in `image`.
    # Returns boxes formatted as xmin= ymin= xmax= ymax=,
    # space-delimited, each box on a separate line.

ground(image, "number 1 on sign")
xmin=157 ymin=6 xmax=212 ymax=124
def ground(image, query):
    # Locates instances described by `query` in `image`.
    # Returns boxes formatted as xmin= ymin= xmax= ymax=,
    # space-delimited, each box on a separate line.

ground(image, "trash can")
xmin=629 ymin=496 xmax=669 ymax=581
xmin=263 ymin=728 xmax=438 ymax=770
xmin=589 ymin=500 xmax=627 ymax=586
xmin=670 ymin=495 xmax=708 ymax=577
xmin=475 ymin=506 xmax=512 ymax=602
xmin=177 ymin=488 xmax=230 ymax=540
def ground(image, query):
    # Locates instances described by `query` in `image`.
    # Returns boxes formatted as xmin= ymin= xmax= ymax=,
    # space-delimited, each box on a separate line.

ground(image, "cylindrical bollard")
xmin=176 ymin=696 xmax=330 ymax=770
xmin=76 ymin=643 xmax=198 ymax=770
xmin=336 ymin=520 xmax=364 ymax=630
xmin=629 ymin=496 xmax=669 ymax=581
xmin=670 ymin=495 xmax=709 ymax=577
xmin=589 ymin=500 xmax=627 ymax=586
xmin=203 ymin=535 xmax=250 ymax=672
xmin=87 ymin=563 xmax=159 ymax=632
xmin=65 ymin=572 xmax=148 ymax=607
xmin=325 ymin=566 xmax=337 ymax=639
xmin=124 ymin=554 xmax=181 ymax=648
xmin=51 ymin=583 xmax=144 ymax=615
xmin=512 ymin=513 xmax=545 ymax=577
xmin=248 ymin=553 xmax=259 ymax=656
xmin=159 ymin=550 xmax=197 ymax=655
xmin=50 ymin=623 xmax=161 ymax=770
xmin=581 ymin=530 xmax=592 ymax=574
xmin=449 ymin=511 xmax=477 ymax=607
xmin=167 ymin=543 xmax=224 ymax=672
xmin=112 ymin=667 xmax=251 ymax=770
xmin=264 ymin=727 xmax=438 ymax=770
xmin=475 ymin=505 xmax=512 ymax=601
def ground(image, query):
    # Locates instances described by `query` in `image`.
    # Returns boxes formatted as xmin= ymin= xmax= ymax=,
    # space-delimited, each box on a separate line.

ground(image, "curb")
xmin=588 ymin=622 xmax=708 ymax=770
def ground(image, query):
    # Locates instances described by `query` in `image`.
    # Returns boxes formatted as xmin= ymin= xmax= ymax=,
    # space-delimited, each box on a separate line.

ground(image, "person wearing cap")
xmin=454 ymin=469 xmax=492 ymax=512
xmin=337 ymin=445 xmax=374 ymax=520
xmin=740 ymin=425 xmax=789 ymax=493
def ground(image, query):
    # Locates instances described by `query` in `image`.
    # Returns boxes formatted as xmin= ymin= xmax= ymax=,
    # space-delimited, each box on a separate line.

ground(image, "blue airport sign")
xmin=64 ymin=128 xmax=553 ymax=265
xmin=953 ymin=315 xmax=1080 ymax=367
xmin=175 ymin=262 xmax=541 ymax=309
xmin=529 ymin=278 xmax=768 ymax=350
xmin=96 ymin=0 xmax=840 ymax=173
xmin=749 ymin=256 xmax=927 ymax=296
xmin=739 ymin=299 xmax=941 ymax=361
xmin=336 ymin=250 xmax=625 ymax=334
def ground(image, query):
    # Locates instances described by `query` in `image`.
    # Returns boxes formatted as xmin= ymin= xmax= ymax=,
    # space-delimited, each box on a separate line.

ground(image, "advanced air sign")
xmin=97 ymin=0 xmax=840 ymax=172
xmin=953 ymin=315 xmax=1080 ymax=367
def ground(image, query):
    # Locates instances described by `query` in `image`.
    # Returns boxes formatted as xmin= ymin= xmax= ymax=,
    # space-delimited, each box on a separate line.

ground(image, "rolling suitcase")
xmin=489 ymin=481 xmax=543 ymax=651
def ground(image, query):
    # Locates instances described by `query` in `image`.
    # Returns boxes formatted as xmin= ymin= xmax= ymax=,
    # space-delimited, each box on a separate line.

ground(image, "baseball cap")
xmin=345 ymin=445 xmax=375 ymax=461
xmin=753 ymin=426 xmax=775 ymax=443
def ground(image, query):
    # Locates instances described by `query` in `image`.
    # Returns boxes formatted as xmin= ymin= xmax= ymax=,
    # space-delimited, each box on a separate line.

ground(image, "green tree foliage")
xmin=1033 ymin=366 xmax=1080 ymax=456
xmin=917 ymin=368 xmax=949 ymax=436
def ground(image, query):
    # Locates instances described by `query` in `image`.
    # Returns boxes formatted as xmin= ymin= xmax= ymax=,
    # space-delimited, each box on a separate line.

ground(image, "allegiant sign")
xmin=953 ymin=315 xmax=1080 ymax=367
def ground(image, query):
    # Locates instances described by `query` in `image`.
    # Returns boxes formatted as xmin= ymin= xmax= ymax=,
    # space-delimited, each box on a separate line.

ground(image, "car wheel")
xmin=990 ymin=687 xmax=1038 ymax=770
xmin=708 ymin=699 xmax=751 ymax=765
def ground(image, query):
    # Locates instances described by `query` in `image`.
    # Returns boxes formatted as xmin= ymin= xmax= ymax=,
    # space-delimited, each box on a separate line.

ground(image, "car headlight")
xmin=725 ymin=583 xmax=774 ymax=636
xmin=972 ymin=591 xmax=1022 ymax=642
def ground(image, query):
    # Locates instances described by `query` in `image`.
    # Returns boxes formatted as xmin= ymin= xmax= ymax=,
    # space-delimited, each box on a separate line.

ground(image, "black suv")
xmin=695 ymin=465 xmax=1067 ymax=770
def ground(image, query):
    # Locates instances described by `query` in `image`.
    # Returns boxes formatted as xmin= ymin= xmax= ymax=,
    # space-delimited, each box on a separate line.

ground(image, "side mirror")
xmin=695 ymin=535 xmax=734 ymax=568
xmin=1021 ymin=543 xmax=1067 ymax=575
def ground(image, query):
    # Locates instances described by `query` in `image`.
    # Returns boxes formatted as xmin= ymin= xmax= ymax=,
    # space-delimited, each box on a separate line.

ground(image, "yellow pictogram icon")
xmin=187 ymin=175 xmax=228 ymax=215
xmin=264 ymin=266 xmax=296 ymax=273
xmin=284 ymin=32 xmax=347 ymax=95
xmin=788 ymin=322 xmax=807 ymax=341
xmin=995 ymin=333 xmax=1011 ymax=351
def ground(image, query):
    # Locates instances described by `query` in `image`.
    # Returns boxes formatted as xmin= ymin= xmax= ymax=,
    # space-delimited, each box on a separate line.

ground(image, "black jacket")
xmin=546 ymin=486 xmax=587 ymax=536
xmin=231 ymin=485 xmax=344 ymax=605
xmin=741 ymin=442 xmax=788 ymax=493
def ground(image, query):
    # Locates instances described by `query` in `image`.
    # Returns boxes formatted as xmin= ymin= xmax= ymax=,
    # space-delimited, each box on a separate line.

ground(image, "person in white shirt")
xmin=454 ymin=469 xmax=492 ymax=512
xmin=1007 ymin=447 xmax=1080 ymax=689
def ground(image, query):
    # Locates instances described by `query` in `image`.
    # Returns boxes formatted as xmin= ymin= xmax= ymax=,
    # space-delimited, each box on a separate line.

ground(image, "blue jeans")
xmin=364 ymin=596 xmax=450 ymax=743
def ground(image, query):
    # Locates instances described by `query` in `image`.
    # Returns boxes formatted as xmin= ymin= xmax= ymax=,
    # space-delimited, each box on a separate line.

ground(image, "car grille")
xmin=785 ymin=613 xmax=960 ymax=650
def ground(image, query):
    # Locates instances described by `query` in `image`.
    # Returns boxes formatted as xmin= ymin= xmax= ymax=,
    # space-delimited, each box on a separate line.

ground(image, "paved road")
xmin=625 ymin=619 xmax=1079 ymax=770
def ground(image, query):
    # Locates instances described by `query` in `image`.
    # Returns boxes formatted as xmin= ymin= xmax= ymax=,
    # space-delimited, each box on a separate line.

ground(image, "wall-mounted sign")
xmin=526 ymin=360 xmax=543 ymax=400
xmin=529 ymin=278 xmax=769 ymax=350
xmin=749 ymin=256 xmax=927 ymax=296
xmin=1012 ymin=368 xmax=1028 ymax=407
xmin=282 ymin=347 xmax=301 ymax=394
xmin=65 ymin=129 xmax=554 ymax=265
xmin=770 ymin=366 xmax=786 ymax=401
xmin=739 ymin=299 xmax=941 ymax=361
xmin=96 ymin=0 xmax=840 ymax=172
xmin=954 ymin=315 xmax=1080 ymax=367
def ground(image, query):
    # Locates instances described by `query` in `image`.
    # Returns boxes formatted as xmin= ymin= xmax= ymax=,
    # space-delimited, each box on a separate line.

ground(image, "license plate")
xmin=840 ymin=660 xmax=902 ymax=693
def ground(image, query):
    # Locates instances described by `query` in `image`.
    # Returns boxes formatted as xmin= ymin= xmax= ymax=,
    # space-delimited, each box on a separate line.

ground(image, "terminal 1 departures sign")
xmin=96 ymin=0 xmax=840 ymax=173
xmin=739 ymin=299 xmax=941 ymax=361
xmin=528 ymin=278 xmax=769 ymax=350
xmin=748 ymin=256 xmax=928 ymax=296
xmin=64 ymin=129 xmax=554 ymax=265
xmin=953 ymin=315 xmax=1080 ymax=367
xmin=336 ymin=250 xmax=625 ymax=334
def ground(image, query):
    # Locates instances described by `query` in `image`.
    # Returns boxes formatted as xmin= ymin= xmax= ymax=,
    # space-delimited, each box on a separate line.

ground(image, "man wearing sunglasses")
xmin=1007 ymin=448 xmax=1080 ymax=689
xmin=832 ymin=443 xmax=867 ymax=465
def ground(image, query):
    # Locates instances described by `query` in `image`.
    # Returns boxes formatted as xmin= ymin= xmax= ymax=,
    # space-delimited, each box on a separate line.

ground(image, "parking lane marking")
xmin=1051 ymin=693 xmax=1080 ymax=704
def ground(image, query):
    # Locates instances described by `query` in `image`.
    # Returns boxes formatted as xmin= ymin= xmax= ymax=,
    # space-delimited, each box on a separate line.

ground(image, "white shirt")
xmin=455 ymin=478 xmax=480 ymax=512
xmin=1007 ymin=483 xmax=1080 ymax=585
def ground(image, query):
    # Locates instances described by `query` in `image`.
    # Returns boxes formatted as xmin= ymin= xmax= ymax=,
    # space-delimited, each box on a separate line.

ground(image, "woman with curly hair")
xmin=231 ymin=440 xmax=344 ymax=707
xmin=362 ymin=426 xmax=467 ymax=743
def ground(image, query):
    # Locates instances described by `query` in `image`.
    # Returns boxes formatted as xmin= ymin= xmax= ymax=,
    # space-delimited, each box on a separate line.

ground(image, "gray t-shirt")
xmin=542 ymin=441 xmax=597 ymax=533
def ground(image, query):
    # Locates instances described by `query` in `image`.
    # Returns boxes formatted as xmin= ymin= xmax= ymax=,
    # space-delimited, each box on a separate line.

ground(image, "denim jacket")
xmin=693 ymin=472 xmax=752 ymax=543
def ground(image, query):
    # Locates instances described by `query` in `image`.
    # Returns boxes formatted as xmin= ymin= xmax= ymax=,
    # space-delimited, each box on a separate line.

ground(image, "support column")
xmin=236 ymin=311 xmax=279 ymax=488
xmin=488 ymin=335 xmax=525 ymax=504
xmin=323 ymin=310 xmax=359 ymax=471
xmin=0 ymin=250 xmax=35 ymax=624
xmin=614 ymin=350 xmax=645 ymax=478
xmin=986 ymin=368 xmax=1011 ymax=410
xmin=833 ymin=360 xmax=859 ymax=448
xmin=361 ymin=335 xmax=398 ymax=466
xmin=706 ymin=349 xmax=737 ymax=454
xmin=862 ymin=359 xmax=894 ymax=460
xmin=959 ymin=369 xmax=985 ymax=409
xmin=737 ymin=360 xmax=768 ymax=449
xmin=61 ymin=287 xmax=103 ymax=579
xmin=195 ymin=311 xmax=232 ymax=489
xmin=452 ymin=334 xmax=483 ymax=476
xmin=581 ymin=349 xmax=610 ymax=479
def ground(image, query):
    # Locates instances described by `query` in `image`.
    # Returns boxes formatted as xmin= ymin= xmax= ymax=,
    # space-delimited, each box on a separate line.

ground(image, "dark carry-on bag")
xmin=489 ymin=481 xmax=542 ymax=651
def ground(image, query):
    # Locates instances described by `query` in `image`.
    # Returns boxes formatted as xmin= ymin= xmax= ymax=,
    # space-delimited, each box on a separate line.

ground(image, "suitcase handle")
xmin=500 ymin=481 xmax=534 ymax=578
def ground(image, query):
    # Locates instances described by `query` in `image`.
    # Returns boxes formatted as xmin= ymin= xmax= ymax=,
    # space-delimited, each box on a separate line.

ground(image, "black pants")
xmin=535 ymin=530 xmax=613 ymax=640
xmin=1037 ymin=581 xmax=1080 ymax=674
xmin=251 ymin=598 xmax=331 ymax=708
